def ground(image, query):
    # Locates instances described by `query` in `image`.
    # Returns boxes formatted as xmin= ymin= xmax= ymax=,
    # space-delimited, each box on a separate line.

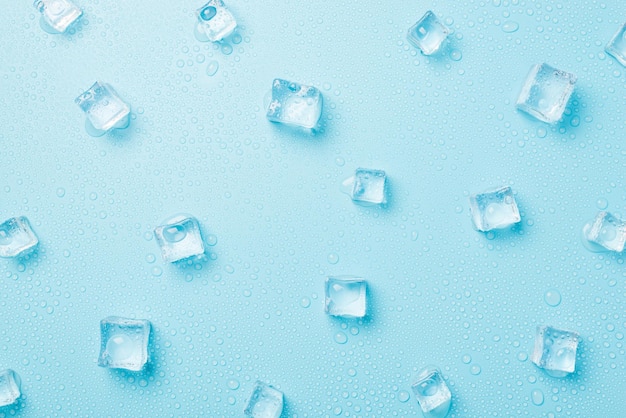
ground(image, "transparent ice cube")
xmin=351 ymin=168 xmax=387 ymax=205
xmin=411 ymin=366 xmax=451 ymax=418
xmin=244 ymin=381 xmax=284 ymax=418
xmin=98 ymin=316 xmax=151 ymax=372
xmin=469 ymin=186 xmax=521 ymax=232
xmin=583 ymin=211 xmax=626 ymax=252
xmin=531 ymin=325 xmax=580 ymax=377
xmin=266 ymin=79 xmax=323 ymax=130
xmin=605 ymin=23 xmax=626 ymax=67
xmin=325 ymin=276 xmax=367 ymax=318
xmin=154 ymin=215 xmax=205 ymax=263
xmin=407 ymin=11 xmax=450 ymax=55
xmin=34 ymin=0 xmax=82 ymax=33
xmin=0 ymin=370 xmax=21 ymax=408
xmin=75 ymin=82 xmax=130 ymax=132
xmin=516 ymin=63 xmax=577 ymax=124
xmin=0 ymin=217 xmax=39 ymax=258
xmin=196 ymin=0 xmax=237 ymax=42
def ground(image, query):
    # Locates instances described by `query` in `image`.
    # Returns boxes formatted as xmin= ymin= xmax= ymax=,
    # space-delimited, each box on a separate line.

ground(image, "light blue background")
xmin=2 ymin=0 xmax=626 ymax=416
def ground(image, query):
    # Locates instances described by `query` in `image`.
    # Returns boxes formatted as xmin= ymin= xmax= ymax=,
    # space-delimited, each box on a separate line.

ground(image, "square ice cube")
xmin=266 ymin=79 xmax=323 ymax=130
xmin=0 ymin=217 xmax=39 ymax=258
xmin=411 ymin=366 xmax=451 ymax=418
xmin=75 ymin=82 xmax=130 ymax=132
xmin=154 ymin=215 xmax=205 ymax=263
xmin=583 ymin=211 xmax=626 ymax=252
xmin=605 ymin=23 xmax=626 ymax=67
xmin=244 ymin=381 xmax=284 ymax=418
xmin=351 ymin=168 xmax=387 ymax=205
xmin=325 ymin=276 xmax=367 ymax=318
xmin=531 ymin=325 xmax=580 ymax=377
xmin=196 ymin=0 xmax=237 ymax=42
xmin=98 ymin=316 xmax=151 ymax=372
xmin=516 ymin=63 xmax=577 ymax=124
xmin=34 ymin=0 xmax=82 ymax=33
xmin=0 ymin=370 xmax=21 ymax=408
xmin=407 ymin=11 xmax=450 ymax=55
xmin=469 ymin=186 xmax=521 ymax=232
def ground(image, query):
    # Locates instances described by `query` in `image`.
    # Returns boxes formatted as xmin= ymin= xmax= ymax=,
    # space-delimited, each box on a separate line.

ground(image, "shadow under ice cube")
xmin=469 ymin=186 xmax=521 ymax=232
xmin=244 ymin=381 xmax=284 ymax=418
xmin=266 ymin=79 xmax=323 ymax=130
xmin=407 ymin=11 xmax=450 ymax=55
xmin=0 ymin=216 xmax=39 ymax=258
xmin=75 ymin=82 xmax=130 ymax=132
xmin=583 ymin=211 xmax=626 ymax=252
xmin=351 ymin=168 xmax=387 ymax=205
xmin=98 ymin=316 xmax=151 ymax=372
xmin=411 ymin=365 xmax=451 ymax=418
xmin=605 ymin=23 xmax=626 ymax=67
xmin=154 ymin=215 xmax=205 ymax=263
xmin=196 ymin=0 xmax=237 ymax=42
xmin=325 ymin=276 xmax=367 ymax=318
xmin=531 ymin=325 xmax=580 ymax=377
xmin=0 ymin=369 xmax=21 ymax=408
xmin=34 ymin=0 xmax=82 ymax=33
xmin=516 ymin=63 xmax=576 ymax=124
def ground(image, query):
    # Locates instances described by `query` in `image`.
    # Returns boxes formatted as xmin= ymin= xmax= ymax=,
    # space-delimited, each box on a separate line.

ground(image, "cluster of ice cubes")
xmin=98 ymin=316 xmax=152 ymax=372
xmin=34 ymin=0 xmax=82 ymax=33
xmin=0 ymin=216 xmax=39 ymax=258
xmin=244 ymin=381 xmax=284 ymax=418
xmin=195 ymin=0 xmax=237 ymax=42
xmin=0 ymin=369 xmax=21 ymax=408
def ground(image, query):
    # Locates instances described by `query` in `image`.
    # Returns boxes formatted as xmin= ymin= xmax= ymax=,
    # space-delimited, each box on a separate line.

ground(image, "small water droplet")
xmin=206 ymin=60 xmax=219 ymax=76
xmin=470 ymin=365 xmax=481 ymax=375
xmin=544 ymin=290 xmax=561 ymax=307
xmin=596 ymin=198 xmax=608 ymax=210
xmin=334 ymin=331 xmax=348 ymax=344
xmin=398 ymin=391 xmax=410 ymax=403
xmin=502 ymin=21 xmax=519 ymax=33
xmin=299 ymin=297 xmax=311 ymax=308
xmin=327 ymin=253 xmax=339 ymax=264
xmin=531 ymin=389 xmax=544 ymax=406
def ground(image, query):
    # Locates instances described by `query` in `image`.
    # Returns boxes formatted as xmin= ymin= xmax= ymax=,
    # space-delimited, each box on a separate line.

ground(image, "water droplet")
xmin=327 ymin=253 xmax=339 ymax=264
xmin=333 ymin=331 xmax=348 ymax=344
xmin=596 ymin=198 xmax=608 ymax=210
xmin=221 ymin=43 xmax=233 ymax=55
xmin=398 ymin=391 xmax=410 ymax=403
xmin=450 ymin=49 xmax=462 ymax=61
xmin=206 ymin=60 xmax=219 ymax=76
xmin=56 ymin=188 xmax=65 ymax=197
xmin=299 ymin=297 xmax=311 ymax=308
xmin=462 ymin=354 xmax=472 ymax=364
xmin=227 ymin=379 xmax=240 ymax=390
xmin=544 ymin=290 xmax=561 ymax=307
xmin=502 ymin=21 xmax=519 ymax=33
xmin=531 ymin=389 xmax=544 ymax=406
xmin=470 ymin=365 xmax=481 ymax=375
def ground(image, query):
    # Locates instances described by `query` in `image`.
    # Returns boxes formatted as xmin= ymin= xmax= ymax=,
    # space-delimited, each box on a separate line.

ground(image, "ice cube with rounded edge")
xmin=154 ymin=215 xmax=205 ymax=263
xmin=351 ymin=168 xmax=387 ymax=205
xmin=605 ymin=23 xmax=626 ymax=67
xmin=583 ymin=211 xmax=626 ymax=252
xmin=516 ymin=63 xmax=576 ymax=124
xmin=531 ymin=325 xmax=580 ymax=377
xmin=75 ymin=82 xmax=130 ymax=132
xmin=411 ymin=365 xmax=451 ymax=418
xmin=407 ymin=11 xmax=450 ymax=55
xmin=469 ymin=186 xmax=521 ymax=232
xmin=325 ymin=276 xmax=367 ymax=318
xmin=196 ymin=0 xmax=237 ymax=42
xmin=266 ymin=79 xmax=323 ymax=129
xmin=34 ymin=0 xmax=82 ymax=33
xmin=0 ymin=369 xmax=21 ymax=407
xmin=98 ymin=316 xmax=151 ymax=372
xmin=0 ymin=217 xmax=39 ymax=258
xmin=244 ymin=381 xmax=284 ymax=418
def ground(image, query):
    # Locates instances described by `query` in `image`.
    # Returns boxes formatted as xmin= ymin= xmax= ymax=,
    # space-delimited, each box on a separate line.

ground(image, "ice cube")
xmin=351 ymin=168 xmax=387 ymax=205
xmin=469 ymin=186 xmax=521 ymax=232
xmin=75 ymin=82 xmax=130 ymax=132
xmin=266 ymin=79 xmax=323 ymax=130
xmin=605 ymin=23 xmax=626 ymax=67
xmin=407 ymin=11 xmax=450 ymax=55
xmin=0 ymin=370 xmax=21 ymax=408
xmin=411 ymin=365 xmax=451 ymax=418
xmin=531 ymin=325 xmax=580 ymax=377
xmin=196 ymin=0 xmax=237 ymax=42
xmin=98 ymin=316 xmax=151 ymax=372
xmin=34 ymin=0 xmax=82 ymax=33
xmin=0 ymin=217 xmax=39 ymax=258
xmin=325 ymin=276 xmax=367 ymax=318
xmin=154 ymin=215 xmax=205 ymax=263
xmin=244 ymin=381 xmax=284 ymax=418
xmin=583 ymin=211 xmax=626 ymax=252
xmin=516 ymin=63 xmax=577 ymax=124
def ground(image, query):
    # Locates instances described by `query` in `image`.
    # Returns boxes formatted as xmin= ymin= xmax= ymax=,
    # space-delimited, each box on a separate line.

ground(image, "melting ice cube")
xmin=407 ymin=11 xmax=450 ymax=55
xmin=75 ymin=82 xmax=130 ymax=133
xmin=0 ymin=217 xmax=39 ymax=258
xmin=531 ymin=325 xmax=580 ymax=377
xmin=605 ymin=23 xmax=626 ymax=67
xmin=469 ymin=186 xmax=521 ymax=232
xmin=0 ymin=369 xmax=21 ymax=408
xmin=411 ymin=365 xmax=451 ymax=418
xmin=196 ymin=0 xmax=237 ymax=42
xmin=325 ymin=276 xmax=367 ymax=318
xmin=349 ymin=168 xmax=387 ymax=205
xmin=266 ymin=79 xmax=323 ymax=130
xmin=516 ymin=63 xmax=576 ymax=124
xmin=154 ymin=215 xmax=205 ymax=263
xmin=244 ymin=381 xmax=284 ymax=418
xmin=583 ymin=211 xmax=626 ymax=252
xmin=34 ymin=0 xmax=82 ymax=33
xmin=98 ymin=316 xmax=151 ymax=372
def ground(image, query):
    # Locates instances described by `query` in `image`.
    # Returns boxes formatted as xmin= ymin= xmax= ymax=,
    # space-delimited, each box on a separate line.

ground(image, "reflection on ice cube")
xmin=244 ymin=381 xmax=284 ymax=418
xmin=98 ymin=316 xmax=151 ymax=372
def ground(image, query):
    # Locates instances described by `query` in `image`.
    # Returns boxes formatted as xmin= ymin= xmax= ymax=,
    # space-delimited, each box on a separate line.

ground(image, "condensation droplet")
xmin=544 ymin=290 xmax=561 ymax=307
xmin=206 ymin=60 xmax=219 ymax=76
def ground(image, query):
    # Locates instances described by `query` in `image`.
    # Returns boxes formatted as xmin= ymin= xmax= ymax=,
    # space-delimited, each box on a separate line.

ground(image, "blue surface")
xmin=2 ymin=0 xmax=626 ymax=416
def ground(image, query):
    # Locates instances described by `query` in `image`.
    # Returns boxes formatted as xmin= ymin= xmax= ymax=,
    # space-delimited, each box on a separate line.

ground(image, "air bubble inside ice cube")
xmin=325 ymin=276 xmax=367 ymax=318
xmin=195 ymin=0 xmax=237 ymax=42
xmin=266 ymin=79 xmax=323 ymax=130
xmin=0 ymin=217 xmax=39 ymax=258
xmin=34 ymin=0 xmax=82 ymax=33
xmin=407 ymin=11 xmax=450 ymax=55
xmin=0 ymin=369 xmax=21 ymax=408
xmin=154 ymin=215 xmax=205 ymax=263
xmin=605 ymin=23 xmax=626 ymax=67
xmin=244 ymin=381 xmax=284 ymax=418
xmin=411 ymin=366 xmax=451 ymax=418
xmin=516 ymin=63 xmax=576 ymax=124
xmin=469 ymin=186 xmax=521 ymax=232
xmin=75 ymin=82 xmax=130 ymax=133
xmin=531 ymin=325 xmax=580 ymax=377
xmin=583 ymin=211 xmax=626 ymax=252
xmin=98 ymin=316 xmax=151 ymax=372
